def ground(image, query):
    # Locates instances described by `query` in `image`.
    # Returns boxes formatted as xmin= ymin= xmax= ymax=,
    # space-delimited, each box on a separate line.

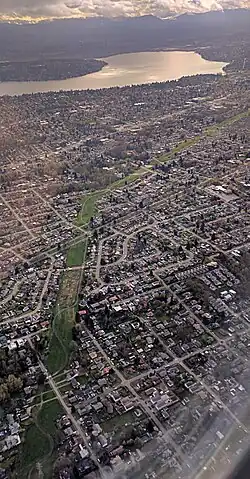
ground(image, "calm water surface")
xmin=0 ymin=51 xmax=227 ymax=96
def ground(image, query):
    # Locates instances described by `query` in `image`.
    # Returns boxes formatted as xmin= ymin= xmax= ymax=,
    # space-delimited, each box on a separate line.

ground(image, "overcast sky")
xmin=0 ymin=0 xmax=248 ymax=19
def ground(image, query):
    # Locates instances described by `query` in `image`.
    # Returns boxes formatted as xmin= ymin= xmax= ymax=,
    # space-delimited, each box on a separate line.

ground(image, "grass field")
xmin=109 ymin=169 xmax=148 ymax=189
xmin=46 ymin=333 xmax=66 ymax=374
xmin=46 ymin=305 xmax=76 ymax=374
xmin=20 ymin=423 xmax=50 ymax=473
xmin=155 ymin=137 xmax=200 ymax=165
xmin=50 ymin=281 xmax=80 ymax=374
xmin=38 ymin=401 xmax=63 ymax=437
xmin=76 ymin=170 xmax=149 ymax=226
xmin=66 ymin=240 xmax=86 ymax=267
xmin=42 ymin=390 xmax=56 ymax=401
xmin=19 ymin=400 xmax=63 ymax=479
xmin=46 ymin=241 xmax=87 ymax=374
xmin=102 ymin=411 xmax=136 ymax=433
xmin=77 ymin=192 xmax=103 ymax=226
xmin=58 ymin=383 xmax=71 ymax=394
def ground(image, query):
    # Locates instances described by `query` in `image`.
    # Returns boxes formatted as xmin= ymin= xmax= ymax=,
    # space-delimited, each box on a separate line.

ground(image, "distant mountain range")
xmin=0 ymin=9 xmax=249 ymax=61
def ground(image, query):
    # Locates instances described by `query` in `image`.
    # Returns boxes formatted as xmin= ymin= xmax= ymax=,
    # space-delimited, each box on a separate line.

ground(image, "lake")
xmin=0 ymin=51 xmax=227 ymax=96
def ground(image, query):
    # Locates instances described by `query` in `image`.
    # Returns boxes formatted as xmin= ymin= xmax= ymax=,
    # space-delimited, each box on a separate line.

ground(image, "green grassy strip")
xmin=206 ymin=109 xmax=249 ymax=136
xmin=46 ymin=229 xmax=87 ymax=374
xmin=109 ymin=169 xmax=148 ymax=189
xmin=46 ymin=306 xmax=76 ymax=375
xmin=77 ymin=191 xmax=104 ymax=226
xmin=155 ymin=137 xmax=200 ymax=164
xmin=74 ymin=136 xmax=203 ymax=229
xmin=19 ymin=400 xmax=63 ymax=478
xmin=38 ymin=400 xmax=63 ymax=436
xmin=42 ymin=390 xmax=56 ymax=401
xmin=76 ymin=168 xmax=150 ymax=230
xmin=47 ymin=237 xmax=88 ymax=375
xmin=66 ymin=240 xmax=86 ymax=267
xmin=20 ymin=423 xmax=50 ymax=475
xmin=58 ymin=384 xmax=71 ymax=394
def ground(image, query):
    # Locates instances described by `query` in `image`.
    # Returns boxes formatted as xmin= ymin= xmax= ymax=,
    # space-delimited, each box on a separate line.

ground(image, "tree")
xmin=69 ymin=340 xmax=78 ymax=353
xmin=6 ymin=374 xmax=23 ymax=393
xmin=53 ymin=456 xmax=72 ymax=478
xmin=146 ymin=420 xmax=154 ymax=434
xmin=38 ymin=373 xmax=46 ymax=386
xmin=134 ymin=437 xmax=144 ymax=449
xmin=134 ymin=356 xmax=140 ymax=367
xmin=0 ymin=384 xmax=9 ymax=403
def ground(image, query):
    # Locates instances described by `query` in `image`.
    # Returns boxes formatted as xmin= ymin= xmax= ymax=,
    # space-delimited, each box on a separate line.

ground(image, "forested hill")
xmin=0 ymin=9 xmax=249 ymax=61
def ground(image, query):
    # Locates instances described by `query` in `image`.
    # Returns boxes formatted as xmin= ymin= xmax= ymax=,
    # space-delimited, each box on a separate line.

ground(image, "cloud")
xmin=0 ymin=0 xmax=248 ymax=20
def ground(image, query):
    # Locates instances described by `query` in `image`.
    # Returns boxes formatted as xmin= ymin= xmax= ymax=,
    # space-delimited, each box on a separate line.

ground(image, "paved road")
xmin=0 ymin=259 xmax=55 ymax=325
xmin=0 ymin=244 xmax=27 ymax=263
xmin=154 ymin=275 xmax=248 ymax=432
xmin=85 ymin=325 xmax=187 ymax=463
xmin=2 ymin=108 xmax=249 ymax=477
xmin=0 ymin=193 xmax=36 ymax=239
xmin=95 ymin=233 xmax=119 ymax=280
xmin=0 ymin=278 xmax=23 ymax=306
xmin=95 ymin=222 xmax=159 ymax=282
xmin=33 ymin=189 xmax=86 ymax=234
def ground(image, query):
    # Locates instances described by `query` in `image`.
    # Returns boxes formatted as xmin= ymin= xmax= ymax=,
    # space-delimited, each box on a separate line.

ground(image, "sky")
xmin=0 ymin=0 xmax=248 ymax=21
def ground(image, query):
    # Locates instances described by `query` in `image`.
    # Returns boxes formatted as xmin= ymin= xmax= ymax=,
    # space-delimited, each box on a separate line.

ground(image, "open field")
xmin=47 ymin=305 xmax=76 ymax=375
xmin=19 ymin=400 xmax=63 ymax=479
xmin=47 ymin=225 xmax=87 ymax=374
xmin=77 ymin=192 xmax=103 ymax=227
xmin=66 ymin=240 xmax=87 ymax=267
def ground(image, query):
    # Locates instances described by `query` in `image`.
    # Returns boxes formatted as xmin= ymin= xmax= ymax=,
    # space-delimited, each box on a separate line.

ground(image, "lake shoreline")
xmin=0 ymin=50 xmax=228 ymax=97
xmin=0 ymin=58 xmax=107 ymax=83
xmin=0 ymin=48 xmax=228 ymax=84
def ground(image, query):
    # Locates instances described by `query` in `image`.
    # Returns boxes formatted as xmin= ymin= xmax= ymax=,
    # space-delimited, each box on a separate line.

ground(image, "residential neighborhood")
xmin=0 ymin=68 xmax=249 ymax=479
